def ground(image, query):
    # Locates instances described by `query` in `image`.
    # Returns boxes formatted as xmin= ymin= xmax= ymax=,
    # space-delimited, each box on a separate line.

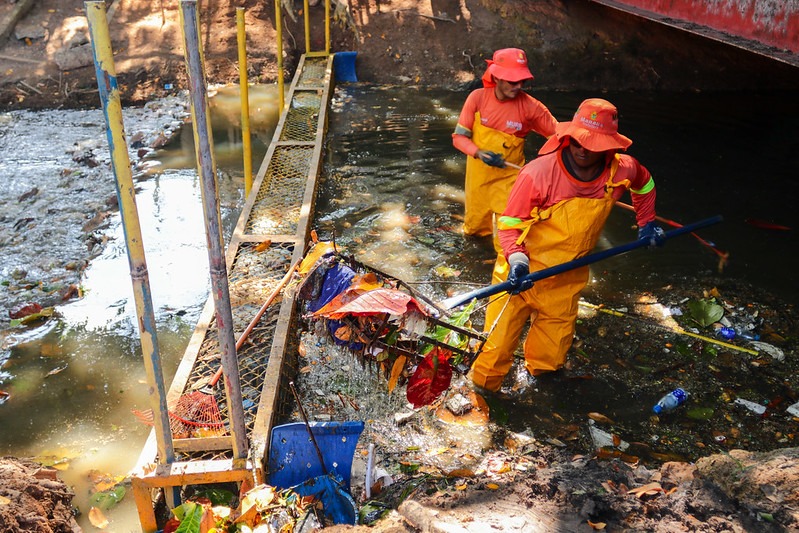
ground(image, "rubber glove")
xmin=479 ymin=150 xmax=506 ymax=168
xmin=507 ymin=252 xmax=534 ymax=294
xmin=638 ymin=221 xmax=666 ymax=247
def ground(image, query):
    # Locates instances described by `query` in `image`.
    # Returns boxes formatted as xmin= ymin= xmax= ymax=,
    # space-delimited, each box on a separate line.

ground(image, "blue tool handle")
xmin=441 ymin=215 xmax=723 ymax=310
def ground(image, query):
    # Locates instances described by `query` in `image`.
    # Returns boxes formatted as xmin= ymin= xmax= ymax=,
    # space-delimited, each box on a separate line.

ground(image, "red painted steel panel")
xmin=613 ymin=0 xmax=799 ymax=53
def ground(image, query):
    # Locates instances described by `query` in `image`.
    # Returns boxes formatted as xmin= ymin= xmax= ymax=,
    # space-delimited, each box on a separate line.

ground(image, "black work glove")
xmin=480 ymin=150 xmax=506 ymax=168
xmin=507 ymin=252 xmax=534 ymax=295
xmin=638 ymin=221 xmax=666 ymax=248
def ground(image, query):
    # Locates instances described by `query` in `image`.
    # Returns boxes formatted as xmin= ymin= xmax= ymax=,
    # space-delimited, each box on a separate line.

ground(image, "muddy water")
xmin=0 ymin=83 xmax=797 ymax=531
xmin=0 ymin=85 xmax=276 ymax=531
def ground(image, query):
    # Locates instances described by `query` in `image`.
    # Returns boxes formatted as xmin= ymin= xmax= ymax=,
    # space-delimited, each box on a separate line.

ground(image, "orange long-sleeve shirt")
xmin=452 ymin=88 xmax=557 ymax=157
xmin=499 ymin=148 xmax=657 ymax=257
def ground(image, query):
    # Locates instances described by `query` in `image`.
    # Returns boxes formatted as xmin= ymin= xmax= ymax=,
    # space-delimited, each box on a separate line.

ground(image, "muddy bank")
xmin=2 ymin=0 xmax=799 ymax=112
xmin=0 ymin=456 xmax=81 ymax=533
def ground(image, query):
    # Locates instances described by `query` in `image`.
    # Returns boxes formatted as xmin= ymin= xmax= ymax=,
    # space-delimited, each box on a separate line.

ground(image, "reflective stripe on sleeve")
xmin=631 ymin=176 xmax=655 ymax=195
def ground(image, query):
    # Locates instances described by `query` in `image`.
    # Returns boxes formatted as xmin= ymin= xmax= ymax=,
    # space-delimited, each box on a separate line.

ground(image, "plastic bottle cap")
xmin=652 ymin=405 xmax=662 ymax=414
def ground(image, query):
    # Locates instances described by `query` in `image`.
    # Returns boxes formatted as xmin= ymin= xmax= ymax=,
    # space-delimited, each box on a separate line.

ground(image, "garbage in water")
xmin=652 ymin=388 xmax=688 ymax=414
xmin=734 ymin=398 xmax=767 ymax=415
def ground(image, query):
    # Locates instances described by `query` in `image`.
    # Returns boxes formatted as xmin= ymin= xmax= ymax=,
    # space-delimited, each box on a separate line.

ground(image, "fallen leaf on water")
xmin=628 ymin=482 xmax=665 ymax=499
xmin=46 ymin=365 xmax=68 ymax=377
xmin=588 ymin=412 xmax=615 ymax=425
xmin=89 ymin=507 xmax=109 ymax=528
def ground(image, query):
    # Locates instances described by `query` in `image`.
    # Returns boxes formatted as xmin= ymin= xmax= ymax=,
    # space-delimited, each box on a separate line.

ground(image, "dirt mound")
xmin=3 ymin=0 xmax=799 ymax=111
xmin=0 ymin=457 xmax=81 ymax=533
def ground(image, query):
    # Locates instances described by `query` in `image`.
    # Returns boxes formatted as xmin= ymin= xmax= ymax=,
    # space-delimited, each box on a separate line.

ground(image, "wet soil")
xmin=2 ymin=1 xmax=799 ymax=532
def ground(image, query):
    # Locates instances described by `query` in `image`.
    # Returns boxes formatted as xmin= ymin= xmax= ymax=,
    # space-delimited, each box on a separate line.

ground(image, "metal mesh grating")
xmin=279 ymin=98 xmax=321 ymax=142
xmin=297 ymin=58 xmax=327 ymax=86
xmin=168 ymin=244 xmax=293 ymax=461
xmin=245 ymin=146 xmax=313 ymax=235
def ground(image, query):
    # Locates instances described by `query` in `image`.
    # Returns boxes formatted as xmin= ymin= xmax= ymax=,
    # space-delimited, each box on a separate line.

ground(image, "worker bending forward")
xmin=471 ymin=98 xmax=664 ymax=393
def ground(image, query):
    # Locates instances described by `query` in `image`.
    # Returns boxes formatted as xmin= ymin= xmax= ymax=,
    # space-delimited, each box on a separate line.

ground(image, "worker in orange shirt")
xmin=471 ymin=98 xmax=664 ymax=393
xmin=452 ymin=48 xmax=557 ymax=279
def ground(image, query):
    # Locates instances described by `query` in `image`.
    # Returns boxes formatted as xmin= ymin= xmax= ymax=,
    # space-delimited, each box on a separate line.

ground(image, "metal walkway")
xmin=131 ymin=53 xmax=334 ymax=532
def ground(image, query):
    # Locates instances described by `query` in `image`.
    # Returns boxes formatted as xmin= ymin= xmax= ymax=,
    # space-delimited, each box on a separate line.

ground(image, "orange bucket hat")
xmin=539 ymin=98 xmax=632 ymax=154
xmin=481 ymin=48 xmax=534 ymax=87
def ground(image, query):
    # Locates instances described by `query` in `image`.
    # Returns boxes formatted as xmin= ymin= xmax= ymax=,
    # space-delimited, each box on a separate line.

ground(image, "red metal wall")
xmin=613 ymin=0 xmax=799 ymax=53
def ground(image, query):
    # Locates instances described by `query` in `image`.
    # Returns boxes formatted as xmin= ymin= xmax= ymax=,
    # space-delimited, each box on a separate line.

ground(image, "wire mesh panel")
xmin=297 ymin=57 xmax=328 ymax=86
xmin=279 ymin=96 xmax=322 ymax=142
xmin=245 ymin=146 xmax=314 ymax=235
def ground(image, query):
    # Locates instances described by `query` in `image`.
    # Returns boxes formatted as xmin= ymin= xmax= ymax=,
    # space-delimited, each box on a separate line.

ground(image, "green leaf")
xmin=174 ymin=501 xmax=203 ymax=533
xmin=191 ymin=487 xmax=235 ymax=506
xmin=88 ymin=485 xmax=127 ymax=510
xmin=758 ymin=512 xmax=774 ymax=522
xmin=686 ymin=407 xmax=715 ymax=420
xmin=686 ymin=299 xmax=724 ymax=327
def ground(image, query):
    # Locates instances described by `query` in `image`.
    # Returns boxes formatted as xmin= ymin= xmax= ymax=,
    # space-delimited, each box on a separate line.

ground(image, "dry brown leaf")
xmin=628 ymin=482 xmax=665 ymax=499
xmin=588 ymin=412 xmax=615 ymax=425
xmin=254 ymin=240 xmax=272 ymax=252
xmin=486 ymin=483 xmax=499 ymax=490
xmin=298 ymin=341 xmax=307 ymax=357
xmin=387 ymin=355 xmax=407 ymax=393
xmin=88 ymin=507 xmax=109 ymax=529
xmin=0 ymin=495 xmax=10 ymax=505
xmin=446 ymin=468 xmax=475 ymax=478
xmin=299 ymin=365 xmax=312 ymax=374
xmin=588 ymin=520 xmax=607 ymax=530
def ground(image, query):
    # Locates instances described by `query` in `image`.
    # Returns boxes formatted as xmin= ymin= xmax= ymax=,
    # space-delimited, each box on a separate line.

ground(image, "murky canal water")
xmin=1 ymin=83 xmax=797 ymax=531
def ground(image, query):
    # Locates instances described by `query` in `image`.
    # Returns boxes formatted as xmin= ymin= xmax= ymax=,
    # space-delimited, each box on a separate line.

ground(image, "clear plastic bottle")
xmin=652 ymin=388 xmax=688 ymax=414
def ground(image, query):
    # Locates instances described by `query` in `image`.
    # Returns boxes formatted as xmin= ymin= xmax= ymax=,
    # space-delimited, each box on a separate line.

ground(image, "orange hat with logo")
xmin=539 ymin=98 xmax=633 ymax=154
xmin=481 ymin=48 xmax=534 ymax=88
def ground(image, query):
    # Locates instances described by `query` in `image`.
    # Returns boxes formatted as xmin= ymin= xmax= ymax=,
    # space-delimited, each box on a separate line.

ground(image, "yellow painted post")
xmin=236 ymin=7 xmax=253 ymax=198
xmin=84 ymin=0 xmax=175 ymax=466
xmin=303 ymin=0 xmax=310 ymax=53
xmin=275 ymin=0 xmax=284 ymax=111
xmin=324 ymin=0 xmax=330 ymax=53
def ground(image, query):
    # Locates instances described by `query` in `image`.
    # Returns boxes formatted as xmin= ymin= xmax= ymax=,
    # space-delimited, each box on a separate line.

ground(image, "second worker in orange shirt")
xmin=453 ymin=48 xmax=558 ymax=280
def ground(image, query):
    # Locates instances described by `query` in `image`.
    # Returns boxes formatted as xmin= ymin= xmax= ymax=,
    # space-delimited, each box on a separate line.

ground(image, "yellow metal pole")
xmin=84 ymin=1 xmax=175 ymax=464
xmin=236 ymin=7 xmax=253 ymax=198
xmin=325 ymin=0 xmax=330 ymax=53
xmin=275 ymin=0 xmax=285 ymax=111
xmin=303 ymin=0 xmax=310 ymax=53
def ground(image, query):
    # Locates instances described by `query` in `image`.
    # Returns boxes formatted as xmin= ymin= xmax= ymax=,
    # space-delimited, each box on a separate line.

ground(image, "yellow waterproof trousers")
xmin=471 ymin=191 xmax=617 ymax=392
xmin=463 ymin=115 xmax=525 ymax=238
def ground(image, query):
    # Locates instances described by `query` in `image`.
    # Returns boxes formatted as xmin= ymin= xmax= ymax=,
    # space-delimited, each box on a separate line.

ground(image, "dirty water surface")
xmin=287 ymin=85 xmax=799 ymax=528
xmin=0 ymin=84 xmax=797 ymax=532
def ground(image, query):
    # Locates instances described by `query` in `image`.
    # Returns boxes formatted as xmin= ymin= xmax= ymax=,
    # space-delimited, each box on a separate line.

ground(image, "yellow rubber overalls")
xmin=464 ymin=113 xmax=526 ymax=283
xmin=472 ymin=161 xmax=627 ymax=392
xmin=463 ymin=113 xmax=525 ymax=238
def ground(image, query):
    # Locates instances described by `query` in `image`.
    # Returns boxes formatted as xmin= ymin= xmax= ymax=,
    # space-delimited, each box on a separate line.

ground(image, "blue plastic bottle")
xmin=652 ymin=388 xmax=688 ymax=414
xmin=718 ymin=327 xmax=760 ymax=341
